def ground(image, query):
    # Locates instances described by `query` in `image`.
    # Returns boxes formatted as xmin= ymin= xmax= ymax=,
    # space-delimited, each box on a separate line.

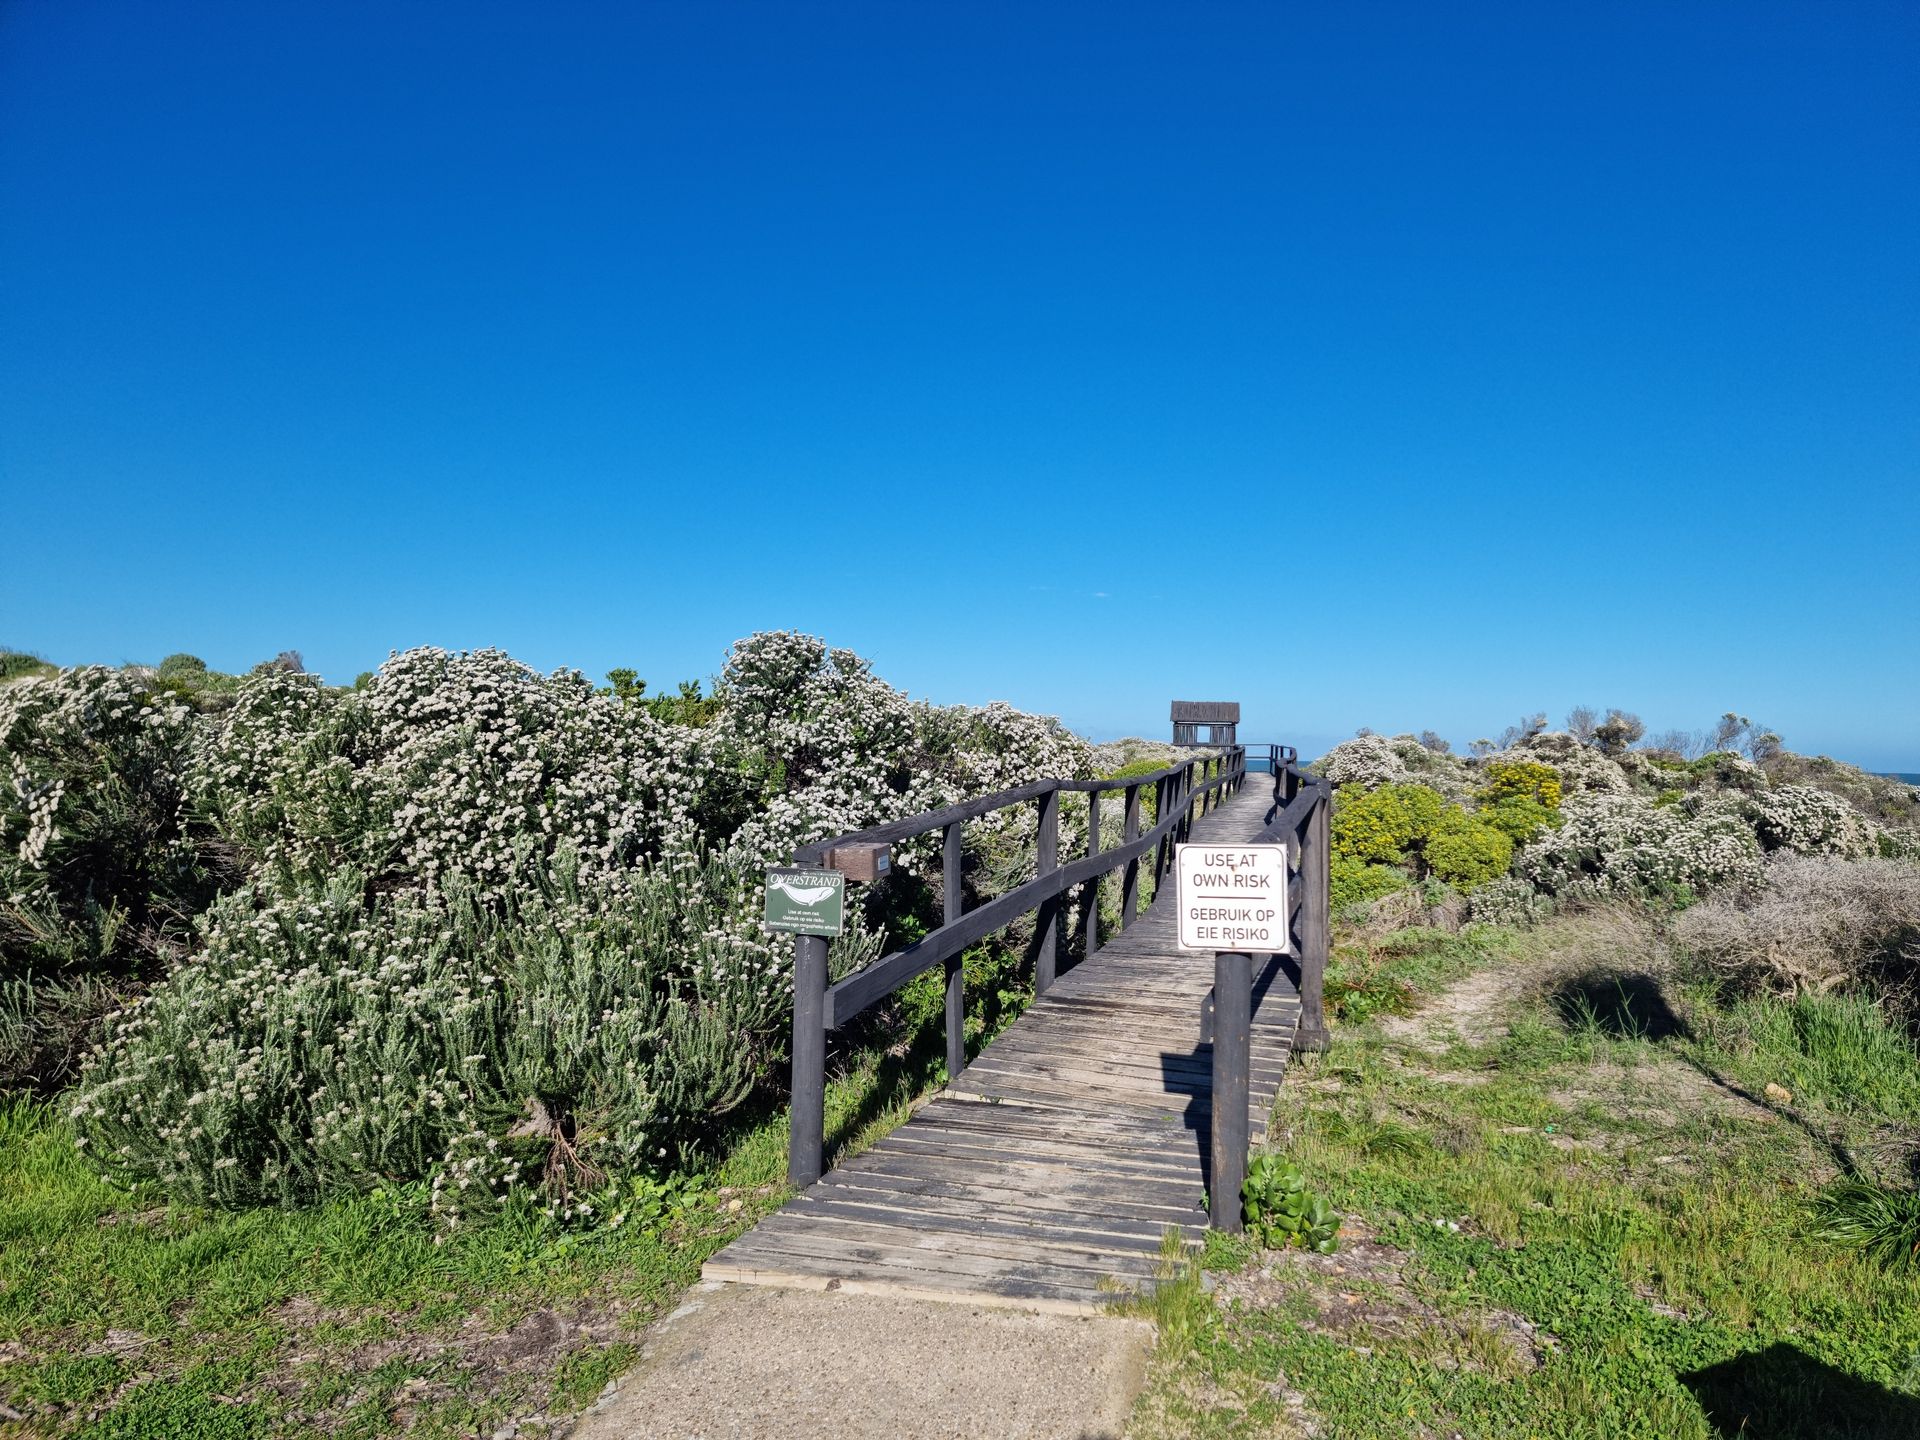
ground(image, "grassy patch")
xmin=1324 ymin=923 xmax=1522 ymax=1023
xmin=1130 ymin=914 xmax=1920 ymax=1439
xmin=0 ymin=1010 xmax=964 ymax=1437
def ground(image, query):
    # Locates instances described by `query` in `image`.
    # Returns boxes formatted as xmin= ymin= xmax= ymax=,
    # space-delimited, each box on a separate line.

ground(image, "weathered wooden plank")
xmin=959 ymin=1052 xmax=1292 ymax=1097
xmin=700 ymin=1251 xmax=1123 ymax=1315
xmin=835 ymin=1146 xmax=1209 ymax=1207
xmin=807 ymin=1170 xmax=1209 ymax=1228
xmin=746 ymin=1212 xmax=1166 ymax=1277
xmin=787 ymin=1189 xmax=1181 ymax=1248
xmin=714 ymin=1227 xmax=1156 ymax=1292
xmin=877 ymin=1127 xmax=1203 ymax=1180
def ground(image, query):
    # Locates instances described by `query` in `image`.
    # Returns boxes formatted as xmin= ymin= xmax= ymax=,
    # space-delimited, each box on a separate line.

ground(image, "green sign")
xmin=763 ymin=867 xmax=845 ymax=937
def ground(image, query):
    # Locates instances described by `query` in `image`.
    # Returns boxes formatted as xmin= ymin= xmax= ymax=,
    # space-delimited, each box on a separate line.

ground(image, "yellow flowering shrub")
xmin=1331 ymin=783 xmax=1446 ymax=866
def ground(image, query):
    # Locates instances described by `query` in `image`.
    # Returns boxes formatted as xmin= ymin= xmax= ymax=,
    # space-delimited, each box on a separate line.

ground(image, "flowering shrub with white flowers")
xmin=1318 ymin=735 xmax=1411 ymax=791
xmin=1510 ymin=791 xmax=1765 ymax=905
xmin=1739 ymin=784 xmax=1883 ymax=859
xmin=19 ymin=632 xmax=1088 ymax=1213
xmin=191 ymin=649 xmax=706 ymax=896
xmin=71 ymin=848 xmax=883 ymax=1216
xmin=2 ymin=668 xmax=226 ymax=1090
xmin=706 ymin=632 xmax=946 ymax=869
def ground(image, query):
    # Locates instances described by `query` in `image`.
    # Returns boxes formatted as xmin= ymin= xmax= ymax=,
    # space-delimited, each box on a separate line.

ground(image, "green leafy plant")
xmin=1241 ymin=1153 xmax=1340 ymax=1253
xmin=1331 ymin=783 xmax=1446 ymax=866
xmin=1330 ymin=855 xmax=1410 ymax=910
xmin=1423 ymin=809 xmax=1514 ymax=890
xmin=1480 ymin=759 xmax=1562 ymax=810
xmin=1813 ymin=1179 xmax=1920 ymax=1274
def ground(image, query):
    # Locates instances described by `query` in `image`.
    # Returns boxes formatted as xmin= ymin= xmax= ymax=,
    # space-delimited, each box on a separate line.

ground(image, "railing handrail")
xmin=793 ymin=746 xmax=1247 ymax=864
xmin=786 ymin=744 xmax=1251 ymax=1186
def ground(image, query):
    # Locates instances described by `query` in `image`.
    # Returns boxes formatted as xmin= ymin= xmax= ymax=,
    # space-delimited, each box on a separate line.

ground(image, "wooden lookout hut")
xmin=1171 ymin=700 xmax=1239 ymax=747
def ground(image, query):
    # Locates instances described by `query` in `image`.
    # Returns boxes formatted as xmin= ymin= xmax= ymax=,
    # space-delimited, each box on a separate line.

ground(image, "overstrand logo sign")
xmin=763 ymin=867 xmax=845 ymax=936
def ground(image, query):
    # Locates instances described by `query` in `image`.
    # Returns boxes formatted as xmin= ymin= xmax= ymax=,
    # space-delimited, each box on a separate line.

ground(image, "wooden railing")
xmin=1206 ymin=750 xmax=1333 ymax=1232
xmin=786 ymin=747 xmax=1249 ymax=1187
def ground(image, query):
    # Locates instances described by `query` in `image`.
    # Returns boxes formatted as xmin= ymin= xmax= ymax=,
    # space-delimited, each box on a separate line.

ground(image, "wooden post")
xmin=1035 ymin=787 xmax=1060 ymax=993
xmin=788 ymin=931 xmax=828 ymax=1187
xmin=1154 ymin=776 xmax=1171 ymax=884
xmin=1121 ymin=782 xmax=1142 ymax=930
xmin=1085 ymin=791 xmax=1101 ymax=957
xmin=943 ymin=820 xmax=965 ymax=1085
xmin=1210 ymin=948 xmax=1252 ymax=1232
xmin=1296 ymin=787 xmax=1332 ymax=1053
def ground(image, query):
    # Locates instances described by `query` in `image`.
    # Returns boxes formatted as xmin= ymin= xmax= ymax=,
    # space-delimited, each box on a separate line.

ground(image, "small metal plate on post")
xmin=825 ymin=842 xmax=892 ymax=884
xmin=764 ymin=868 xmax=845 ymax=936
xmin=1175 ymin=844 xmax=1289 ymax=953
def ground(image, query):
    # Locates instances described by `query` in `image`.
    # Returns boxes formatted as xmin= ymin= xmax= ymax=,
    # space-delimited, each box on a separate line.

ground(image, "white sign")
xmin=1174 ymin=844 xmax=1290 ymax=953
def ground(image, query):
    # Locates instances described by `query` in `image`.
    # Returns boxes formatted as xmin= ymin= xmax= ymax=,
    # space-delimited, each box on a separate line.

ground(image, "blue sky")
xmin=3 ymin=2 xmax=1916 ymax=767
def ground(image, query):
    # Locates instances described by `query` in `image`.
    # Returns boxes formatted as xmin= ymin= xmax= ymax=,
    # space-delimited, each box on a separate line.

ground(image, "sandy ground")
xmin=570 ymin=1282 xmax=1153 ymax=1440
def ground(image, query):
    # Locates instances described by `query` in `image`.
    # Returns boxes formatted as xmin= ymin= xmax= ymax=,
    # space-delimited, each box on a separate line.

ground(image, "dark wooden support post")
xmin=1121 ymin=782 xmax=1142 ymax=929
xmin=1296 ymin=787 xmax=1332 ymax=1053
xmin=943 ymin=820 xmax=965 ymax=1084
xmin=1084 ymin=791 xmax=1101 ymax=957
xmin=1210 ymin=948 xmax=1252 ymax=1232
xmin=1151 ymin=778 xmax=1164 ymax=884
xmin=1035 ymin=787 xmax=1060 ymax=993
xmin=788 ymin=930 xmax=828 ymax=1187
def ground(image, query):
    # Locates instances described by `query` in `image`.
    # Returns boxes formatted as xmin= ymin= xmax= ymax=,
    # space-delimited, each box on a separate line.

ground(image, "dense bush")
xmin=1676 ymin=856 xmax=1920 ymax=1022
xmin=1476 ymin=759 xmax=1562 ymax=845
xmin=1742 ymin=785 xmax=1882 ymax=859
xmin=1331 ymin=783 xmax=1446 ymax=866
xmin=192 ymin=651 xmax=704 ymax=897
xmin=2 ymin=668 xmax=229 ymax=1091
xmin=12 ymin=632 xmax=1092 ymax=1214
xmin=1318 ymin=734 xmax=1410 ymax=791
xmin=71 ymin=851 xmax=869 ymax=1216
xmin=1329 ymin=779 xmax=1514 ymax=892
xmin=1480 ymin=759 xmax=1562 ymax=810
xmin=1422 ymin=809 xmax=1513 ymax=890
xmin=1330 ymin=855 xmax=1409 ymax=911
xmin=1512 ymin=791 xmax=1764 ymax=905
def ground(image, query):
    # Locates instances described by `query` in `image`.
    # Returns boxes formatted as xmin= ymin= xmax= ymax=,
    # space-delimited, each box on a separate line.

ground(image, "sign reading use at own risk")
xmin=763 ymin=867 xmax=846 ymax=937
xmin=1174 ymin=844 xmax=1290 ymax=954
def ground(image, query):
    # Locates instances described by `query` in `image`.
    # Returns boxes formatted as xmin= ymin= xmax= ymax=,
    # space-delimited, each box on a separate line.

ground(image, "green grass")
xmin=1130 ymin=917 xmax=1920 ymax=1440
xmin=1324 ymin=921 xmax=1526 ymax=1023
xmin=0 ymin=1010 xmax=962 ymax=1437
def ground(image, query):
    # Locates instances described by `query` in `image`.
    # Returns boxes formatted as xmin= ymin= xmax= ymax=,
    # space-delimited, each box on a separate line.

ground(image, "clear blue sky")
xmin=3 ymin=2 xmax=1916 ymax=767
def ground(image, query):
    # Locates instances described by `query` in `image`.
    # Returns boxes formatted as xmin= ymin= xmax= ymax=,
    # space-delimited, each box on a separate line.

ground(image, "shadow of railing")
xmin=1683 ymin=1341 xmax=1920 ymax=1438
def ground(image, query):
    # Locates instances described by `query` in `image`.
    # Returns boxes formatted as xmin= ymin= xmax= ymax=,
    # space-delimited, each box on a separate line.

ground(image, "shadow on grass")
xmin=821 ymin=1023 xmax=948 ymax=1167
xmin=1683 ymin=1342 xmax=1920 ymax=1439
xmin=1549 ymin=970 xmax=1691 ymax=1041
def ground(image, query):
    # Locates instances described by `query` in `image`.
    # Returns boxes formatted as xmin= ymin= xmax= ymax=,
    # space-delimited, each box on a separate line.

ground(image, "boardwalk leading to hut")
xmin=703 ymin=782 xmax=1301 ymax=1313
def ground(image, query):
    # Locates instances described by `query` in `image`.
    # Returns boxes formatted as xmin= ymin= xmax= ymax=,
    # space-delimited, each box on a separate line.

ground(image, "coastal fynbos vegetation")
xmin=1130 ymin=714 xmax=1920 ymax=1439
xmin=7 ymin=652 xmax=1919 ymax=1435
xmin=1301 ymin=714 xmax=1920 ymax=1295
xmin=2 ymin=634 xmax=1091 ymax=1224
xmin=1316 ymin=720 xmax=1920 ymax=928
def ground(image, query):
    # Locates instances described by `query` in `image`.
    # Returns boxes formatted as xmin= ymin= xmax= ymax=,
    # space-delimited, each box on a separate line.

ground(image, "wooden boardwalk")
xmin=703 ymin=783 xmax=1301 ymax=1313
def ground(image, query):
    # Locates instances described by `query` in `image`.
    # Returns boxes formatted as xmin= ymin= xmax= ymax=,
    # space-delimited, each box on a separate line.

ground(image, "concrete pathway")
xmin=570 ymin=1282 xmax=1152 ymax=1440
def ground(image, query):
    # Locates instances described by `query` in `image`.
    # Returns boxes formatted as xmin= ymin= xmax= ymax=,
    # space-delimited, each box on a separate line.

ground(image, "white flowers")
xmin=36 ymin=633 xmax=1097 ymax=1220
xmin=1514 ymin=791 xmax=1765 ymax=901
